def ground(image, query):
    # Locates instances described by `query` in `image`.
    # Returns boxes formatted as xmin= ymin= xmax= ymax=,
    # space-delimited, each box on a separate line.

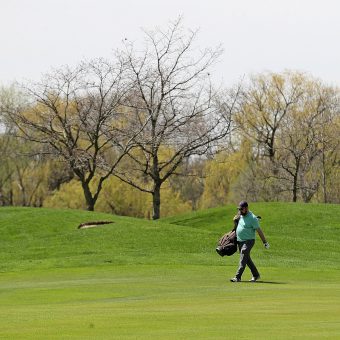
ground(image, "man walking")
xmin=230 ymin=201 xmax=269 ymax=282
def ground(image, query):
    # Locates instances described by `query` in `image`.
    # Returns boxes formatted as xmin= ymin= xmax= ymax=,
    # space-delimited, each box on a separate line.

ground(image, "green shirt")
xmin=236 ymin=211 xmax=260 ymax=241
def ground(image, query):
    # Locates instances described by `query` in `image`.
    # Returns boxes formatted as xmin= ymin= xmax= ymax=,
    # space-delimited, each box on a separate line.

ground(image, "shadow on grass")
xmin=245 ymin=281 xmax=287 ymax=284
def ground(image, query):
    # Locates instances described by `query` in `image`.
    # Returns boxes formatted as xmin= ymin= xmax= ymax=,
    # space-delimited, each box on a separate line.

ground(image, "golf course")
xmin=1 ymin=202 xmax=340 ymax=339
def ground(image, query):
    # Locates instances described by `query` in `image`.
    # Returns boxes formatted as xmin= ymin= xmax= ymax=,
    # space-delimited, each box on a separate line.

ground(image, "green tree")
xmin=200 ymin=141 xmax=250 ymax=208
xmin=44 ymin=175 xmax=191 ymax=218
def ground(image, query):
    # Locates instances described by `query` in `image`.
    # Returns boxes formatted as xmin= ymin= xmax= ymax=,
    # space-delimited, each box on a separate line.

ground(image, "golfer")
xmin=230 ymin=201 xmax=269 ymax=282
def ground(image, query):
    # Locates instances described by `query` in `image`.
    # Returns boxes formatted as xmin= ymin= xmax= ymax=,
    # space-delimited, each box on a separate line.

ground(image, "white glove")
xmin=264 ymin=242 xmax=270 ymax=249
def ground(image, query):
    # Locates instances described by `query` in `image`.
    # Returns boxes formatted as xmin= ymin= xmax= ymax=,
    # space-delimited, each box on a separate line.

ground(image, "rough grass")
xmin=0 ymin=203 xmax=340 ymax=339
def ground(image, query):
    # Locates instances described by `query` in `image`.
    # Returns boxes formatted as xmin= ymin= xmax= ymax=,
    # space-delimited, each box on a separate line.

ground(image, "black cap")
xmin=238 ymin=200 xmax=248 ymax=209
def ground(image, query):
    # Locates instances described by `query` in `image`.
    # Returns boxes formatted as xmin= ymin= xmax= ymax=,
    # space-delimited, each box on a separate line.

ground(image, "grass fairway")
xmin=1 ymin=204 xmax=340 ymax=339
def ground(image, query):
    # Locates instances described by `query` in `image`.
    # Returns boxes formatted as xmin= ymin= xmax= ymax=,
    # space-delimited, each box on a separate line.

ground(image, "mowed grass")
xmin=0 ymin=203 xmax=340 ymax=339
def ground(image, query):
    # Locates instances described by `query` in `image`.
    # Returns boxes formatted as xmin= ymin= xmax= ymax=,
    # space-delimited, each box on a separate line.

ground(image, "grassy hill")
xmin=164 ymin=201 xmax=340 ymax=269
xmin=0 ymin=203 xmax=340 ymax=339
xmin=1 ymin=202 xmax=340 ymax=272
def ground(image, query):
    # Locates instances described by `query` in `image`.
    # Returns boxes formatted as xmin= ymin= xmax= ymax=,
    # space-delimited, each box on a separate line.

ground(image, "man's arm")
xmin=256 ymin=228 xmax=267 ymax=243
xmin=257 ymin=228 xmax=270 ymax=249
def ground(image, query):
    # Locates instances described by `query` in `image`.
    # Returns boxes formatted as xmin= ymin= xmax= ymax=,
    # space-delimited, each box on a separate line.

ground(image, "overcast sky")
xmin=1 ymin=0 xmax=340 ymax=87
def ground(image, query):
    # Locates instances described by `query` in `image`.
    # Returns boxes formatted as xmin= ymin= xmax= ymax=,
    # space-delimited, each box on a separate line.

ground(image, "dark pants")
xmin=235 ymin=239 xmax=259 ymax=280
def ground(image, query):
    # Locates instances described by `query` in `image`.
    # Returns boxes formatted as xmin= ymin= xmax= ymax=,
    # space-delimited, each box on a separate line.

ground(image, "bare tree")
xmin=275 ymin=81 xmax=336 ymax=202
xmin=236 ymin=71 xmax=305 ymax=162
xmin=115 ymin=18 xmax=238 ymax=219
xmin=0 ymin=85 xmax=27 ymax=205
xmin=234 ymin=72 xmax=340 ymax=203
xmin=317 ymin=87 xmax=340 ymax=203
xmin=0 ymin=133 xmax=14 ymax=205
xmin=10 ymin=59 xmax=138 ymax=211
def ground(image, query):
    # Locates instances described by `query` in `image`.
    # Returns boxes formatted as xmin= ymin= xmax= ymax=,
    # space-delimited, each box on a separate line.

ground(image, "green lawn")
xmin=0 ymin=204 xmax=340 ymax=339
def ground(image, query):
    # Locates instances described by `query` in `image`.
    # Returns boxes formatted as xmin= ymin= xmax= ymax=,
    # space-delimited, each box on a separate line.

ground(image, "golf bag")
xmin=215 ymin=228 xmax=237 ymax=257
xmin=215 ymin=213 xmax=240 ymax=257
xmin=215 ymin=214 xmax=261 ymax=257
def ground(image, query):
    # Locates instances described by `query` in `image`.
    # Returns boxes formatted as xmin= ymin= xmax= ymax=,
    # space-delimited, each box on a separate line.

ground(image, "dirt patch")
xmin=77 ymin=221 xmax=115 ymax=229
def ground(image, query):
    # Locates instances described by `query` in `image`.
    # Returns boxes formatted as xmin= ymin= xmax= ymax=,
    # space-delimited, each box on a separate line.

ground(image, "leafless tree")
xmin=316 ymin=87 xmax=340 ymax=203
xmin=115 ymin=18 xmax=238 ymax=219
xmin=10 ymin=59 xmax=140 ymax=211
xmin=275 ymin=82 xmax=337 ymax=202
xmin=0 ymin=85 xmax=27 ymax=205
xmin=236 ymin=72 xmax=305 ymax=162
xmin=0 ymin=133 xmax=14 ymax=205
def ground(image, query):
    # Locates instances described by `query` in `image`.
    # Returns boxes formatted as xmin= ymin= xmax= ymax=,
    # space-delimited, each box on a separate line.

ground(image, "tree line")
xmin=1 ymin=19 xmax=339 ymax=219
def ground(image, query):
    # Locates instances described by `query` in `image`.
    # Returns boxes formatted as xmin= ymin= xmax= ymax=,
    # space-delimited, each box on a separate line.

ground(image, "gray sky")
xmin=1 ymin=0 xmax=340 ymax=87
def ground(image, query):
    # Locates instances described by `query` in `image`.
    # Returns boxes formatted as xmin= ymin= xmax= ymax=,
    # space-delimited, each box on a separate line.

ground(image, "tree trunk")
xmin=292 ymin=174 xmax=298 ymax=202
xmin=81 ymin=181 xmax=96 ymax=211
xmin=152 ymin=183 xmax=161 ymax=220
xmin=321 ymin=146 xmax=327 ymax=203
xmin=292 ymin=158 xmax=301 ymax=202
xmin=9 ymin=188 xmax=13 ymax=206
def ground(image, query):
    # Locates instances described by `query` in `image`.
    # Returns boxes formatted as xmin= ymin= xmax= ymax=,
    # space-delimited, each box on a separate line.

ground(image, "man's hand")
xmin=264 ymin=242 xmax=270 ymax=249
